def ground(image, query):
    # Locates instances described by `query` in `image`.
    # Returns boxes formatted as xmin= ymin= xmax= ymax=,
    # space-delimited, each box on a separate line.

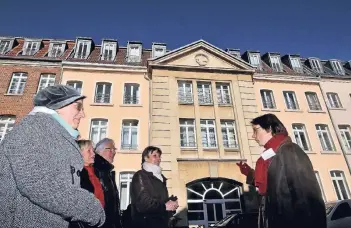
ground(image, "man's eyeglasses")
xmin=105 ymin=147 xmax=117 ymax=152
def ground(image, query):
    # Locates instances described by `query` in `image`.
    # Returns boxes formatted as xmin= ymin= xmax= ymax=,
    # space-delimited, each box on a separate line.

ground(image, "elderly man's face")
xmin=99 ymin=140 xmax=116 ymax=164
xmin=56 ymin=100 xmax=85 ymax=129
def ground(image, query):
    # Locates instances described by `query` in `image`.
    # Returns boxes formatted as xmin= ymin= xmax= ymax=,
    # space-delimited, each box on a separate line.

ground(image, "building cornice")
xmin=0 ymin=58 xmax=61 ymax=67
xmin=253 ymin=73 xmax=320 ymax=83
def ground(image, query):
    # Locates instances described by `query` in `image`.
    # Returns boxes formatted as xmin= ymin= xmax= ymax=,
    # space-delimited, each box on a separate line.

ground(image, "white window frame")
xmin=0 ymin=39 xmax=13 ymax=54
xmin=179 ymin=119 xmax=197 ymax=148
xmin=123 ymin=83 xmax=140 ymax=104
xmin=316 ymin=124 xmax=335 ymax=151
xmin=121 ymin=120 xmax=138 ymax=150
xmin=178 ymin=81 xmax=194 ymax=104
xmin=330 ymin=60 xmax=345 ymax=75
xmin=37 ymin=74 xmax=56 ymax=92
xmin=101 ymin=41 xmax=117 ymax=61
xmin=309 ymin=58 xmax=323 ymax=73
xmin=7 ymin=72 xmax=28 ymax=95
xmin=119 ymin=172 xmax=135 ymax=210
xmin=292 ymin=124 xmax=311 ymax=151
xmin=330 ymin=171 xmax=351 ymax=200
xmin=197 ymin=82 xmax=213 ymax=105
xmin=314 ymin=171 xmax=326 ymax=201
xmin=48 ymin=42 xmax=65 ymax=58
xmin=22 ymin=40 xmax=40 ymax=56
xmin=305 ymin=92 xmax=322 ymax=111
xmin=327 ymin=92 xmax=343 ymax=109
xmin=290 ymin=56 xmax=303 ymax=73
xmin=89 ymin=119 xmax=108 ymax=145
xmin=283 ymin=91 xmax=299 ymax=110
xmin=127 ymin=43 xmax=142 ymax=63
xmin=269 ymin=55 xmax=283 ymax=72
xmin=200 ymin=119 xmax=218 ymax=148
xmin=74 ymin=40 xmax=91 ymax=59
xmin=221 ymin=120 xmax=239 ymax=149
xmin=216 ymin=83 xmax=232 ymax=105
xmin=249 ymin=53 xmax=261 ymax=68
xmin=0 ymin=116 xmax=15 ymax=142
xmin=339 ymin=125 xmax=351 ymax=151
xmin=260 ymin=89 xmax=276 ymax=109
xmin=66 ymin=80 xmax=83 ymax=95
xmin=94 ymin=82 xmax=112 ymax=104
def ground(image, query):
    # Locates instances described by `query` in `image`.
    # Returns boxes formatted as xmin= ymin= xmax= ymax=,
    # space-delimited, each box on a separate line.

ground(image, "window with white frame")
xmin=314 ymin=171 xmax=326 ymax=201
xmin=7 ymin=72 xmax=28 ymax=95
xmin=249 ymin=53 xmax=261 ymax=68
xmin=90 ymin=119 xmax=108 ymax=145
xmin=0 ymin=115 xmax=15 ymax=142
xmin=197 ymin=82 xmax=213 ymax=105
xmin=178 ymin=81 xmax=193 ymax=104
xmin=0 ymin=40 xmax=11 ymax=54
xmin=201 ymin=119 xmax=217 ymax=148
xmin=216 ymin=83 xmax=232 ymax=105
xmin=292 ymin=124 xmax=310 ymax=151
xmin=37 ymin=74 xmax=56 ymax=92
xmin=48 ymin=43 xmax=65 ymax=58
xmin=127 ymin=44 xmax=141 ymax=63
xmin=75 ymin=40 xmax=91 ymax=59
xmin=260 ymin=89 xmax=276 ymax=109
xmin=305 ymin=92 xmax=322 ymax=111
xmin=327 ymin=92 xmax=343 ymax=108
xmin=316 ymin=124 xmax=335 ymax=151
xmin=94 ymin=82 xmax=112 ymax=104
xmin=309 ymin=58 xmax=323 ymax=73
xmin=101 ymin=42 xmax=116 ymax=61
xmin=283 ymin=91 xmax=299 ymax=110
xmin=330 ymin=60 xmax=345 ymax=75
xmin=221 ymin=120 xmax=238 ymax=149
xmin=123 ymin=83 xmax=140 ymax=104
xmin=179 ymin=119 xmax=196 ymax=148
xmin=270 ymin=55 xmax=282 ymax=72
xmin=339 ymin=125 xmax=351 ymax=151
xmin=23 ymin=41 xmax=40 ymax=55
xmin=119 ymin=172 xmax=135 ymax=210
xmin=330 ymin=171 xmax=350 ymax=200
xmin=121 ymin=120 xmax=138 ymax=150
xmin=290 ymin=57 xmax=303 ymax=73
xmin=66 ymin=81 xmax=83 ymax=95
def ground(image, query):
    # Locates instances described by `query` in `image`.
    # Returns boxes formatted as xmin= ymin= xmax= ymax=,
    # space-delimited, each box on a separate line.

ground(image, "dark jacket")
xmin=130 ymin=169 xmax=170 ymax=228
xmin=265 ymin=140 xmax=326 ymax=228
xmin=94 ymin=154 xmax=122 ymax=228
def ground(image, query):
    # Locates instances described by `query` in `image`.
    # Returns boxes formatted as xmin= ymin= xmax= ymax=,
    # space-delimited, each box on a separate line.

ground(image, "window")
xmin=127 ymin=44 xmax=141 ymax=63
xmin=121 ymin=120 xmax=138 ymax=150
xmin=330 ymin=171 xmax=350 ymax=200
xmin=23 ymin=41 xmax=40 ymax=55
xmin=0 ymin=115 xmax=15 ymax=142
xmin=249 ymin=53 xmax=261 ymax=68
xmin=178 ymin=81 xmax=193 ymax=104
xmin=339 ymin=125 xmax=351 ymax=151
xmin=179 ymin=119 xmax=196 ymax=148
xmin=305 ymin=92 xmax=322 ymax=111
xmin=94 ymin=82 xmax=112 ymax=104
xmin=152 ymin=44 xmax=166 ymax=58
xmin=314 ymin=171 xmax=326 ymax=201
xmin=75 ymin=40 xmax=91 ymax=59
xmin=90 ymin=119 xmax=108 ymax=145
xmin=66 ymin=81 xmax=83 ymax=95
xmin=327 ymin=92 xmax=343 ymax=108
xmin=119 ymin=172 xmax=135 ymax=210
xmin=260 ymin=90 xmax=276 ymax=109
xmin=101 ymin=42 xmax=116 ymax=61
xmin=48 ymin=43 xmax=65 ymax=58
xmin=316 ymin=124 xmax=335 ymax=151
xmin=283 ymin=91 xmax=299 ymax=110
xmin=309 ymin=58 xmax=323 ymax=73
xmin=37 ymin=74 xmax=56 ymax=92
xmin=290 ymin=57 xmax=303 ymax=73
xmin=0 ymin=40 xmax=11 ymax=54
xmin=201 ymin=120 xmax=217 ymax=148
xmin=270 ymin=55 xmax=282 ymax=72
xmin=197 ymin=82 xmax=213 ymax=105
xmin=330 ymin=60 xmax=345 ymax=75
xmin=221 ymin=120 xmax=238 ymax=149
xmin=123 ymin=83 xmax=140 ymax=104
xmin=226 ymin=49 xmax=241 ymax=58
xmin=216 ymin=83 xmax=232 ymax=105
xmin=7 ymin=72 xmax=28 ymax=95
xmin=292 ymin=124 xmax=310 ymax=151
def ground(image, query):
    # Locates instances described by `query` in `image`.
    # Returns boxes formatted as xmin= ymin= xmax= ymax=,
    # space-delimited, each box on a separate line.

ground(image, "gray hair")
xmin=95 ymin=138 xmax=114 ymax=154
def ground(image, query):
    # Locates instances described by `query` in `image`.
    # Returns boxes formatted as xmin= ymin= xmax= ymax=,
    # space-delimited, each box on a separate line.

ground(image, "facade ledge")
xmin=180 ymin=147 xmax=198 ymax=151
xmin=178 ymin=102 xmax=194 ymax=105
xmin=328 ymin=107 xmax=347 ymax=111
xmin=177 ymin=158 xmax=246 ymax=162
xmin=218 ymin=104 xmax=233 ymax=107
xmin=304 ymin=151 xmax=317 ymax=154
xmin=320 ymin=151 xmax=341 ymax=154
xmin=308 ymin=110 xmax=326 ymax=113
xmin=261 ymin=108 xmax=280 ymax=112
xmin=119 ymin=104 xmax=143 ymax=107
xmin=4 ymin=93 xmax=23 ymax=96
xmin=118 ymin=150 xmax=140 ymax=154
xmin=199 ymin=103 xmax=214 ymax=106
xmin=90 ymin=103 xmax=114 ymax=107
xmin=284 ymin=109 xmax=303 ymax=113
xmin=203 ymin=148 xmax=218 ymax=152
xmin=224 ymin=148 xmax=240 ymax=152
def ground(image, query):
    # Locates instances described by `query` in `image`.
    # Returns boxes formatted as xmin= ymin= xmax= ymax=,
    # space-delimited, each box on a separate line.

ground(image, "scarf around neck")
xmin=142 ymin=162 xmax=163 ymax=182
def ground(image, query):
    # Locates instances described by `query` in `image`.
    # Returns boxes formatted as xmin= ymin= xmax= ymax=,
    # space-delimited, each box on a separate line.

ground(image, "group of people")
xmin=0 ymin=84 xmax=326 ymax=228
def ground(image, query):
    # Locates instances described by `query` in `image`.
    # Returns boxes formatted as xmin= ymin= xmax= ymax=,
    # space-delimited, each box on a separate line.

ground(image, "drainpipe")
xmin=143 ymin=72 xmax=151 ymax=145
xmin=319 ymin=80 xmax=351 ymax=174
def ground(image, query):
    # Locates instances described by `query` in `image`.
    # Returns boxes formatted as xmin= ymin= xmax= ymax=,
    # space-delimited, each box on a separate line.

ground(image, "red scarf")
xmin=85 ymin=166 xmax=105 ymax=208
xmin=254 ymin=133 xmax=288 ymax=195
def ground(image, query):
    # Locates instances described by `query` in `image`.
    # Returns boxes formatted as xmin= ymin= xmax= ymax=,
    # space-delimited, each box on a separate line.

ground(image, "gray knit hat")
xmin=34 ymin=85 xmax=86 ymax=110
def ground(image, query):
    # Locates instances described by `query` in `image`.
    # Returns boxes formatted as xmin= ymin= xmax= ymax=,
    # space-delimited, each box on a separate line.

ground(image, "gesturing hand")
xmin=236 ymin=161 xmax=252 ymax=176
xmin=165 ymin=200 xmax=179 ymax=211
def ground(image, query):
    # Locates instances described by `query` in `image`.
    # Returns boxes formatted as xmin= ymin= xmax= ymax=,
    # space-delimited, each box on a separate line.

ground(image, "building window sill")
xmin=118 ymin=150 xmax=140 ymax=154
xmin=320 ymin=151 xmax=340 ymax=154
xmin=304 ymin=151 xmax=317 ymax=154
xmin=178 ymin=102 xmax=194 ymax=105
xmin=308 ymin=110 xmax=325 ymax=113
xmin=203 ymin=147 xmax=218 ymax=151
xmin=90 ymin=103 xmax=114 ymax=107
xmin=224 ymin=148 xmax=240 ymax=152
xmin=180 ymin=147 xmax=198 ymax=151
xmin=284 ymin=109 xmax=303 ymax=113
xmin=218 ymin=103 xmax=233 ymax=107
xmin=262 ymin=108 xmax=280 ymax=112
xmin=199 ymin=103 xmax=214 ymax=106
xmin=120 ymin=104 xmax=143 ymax=107
xmin=4 ymin=93 xmax=23 ymax=96
xmin=328 ymin=107 xmax=346 ymax=111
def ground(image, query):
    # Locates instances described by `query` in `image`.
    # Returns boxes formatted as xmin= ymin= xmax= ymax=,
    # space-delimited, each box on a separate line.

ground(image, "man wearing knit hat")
xmin=0 ymin=85 xmax=106 ymax=228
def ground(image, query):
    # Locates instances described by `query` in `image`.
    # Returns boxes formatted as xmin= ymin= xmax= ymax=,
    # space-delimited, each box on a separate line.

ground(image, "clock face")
xmin=195 ymin=54 xmax=209 ymax=66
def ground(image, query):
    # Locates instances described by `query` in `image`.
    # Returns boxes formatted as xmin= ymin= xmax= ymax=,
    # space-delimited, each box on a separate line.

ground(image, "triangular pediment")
xmin=148 ymin=40 xmax=254 ymax=72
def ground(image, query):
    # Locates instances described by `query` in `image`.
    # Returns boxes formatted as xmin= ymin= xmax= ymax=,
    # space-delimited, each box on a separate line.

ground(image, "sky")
xmin=1 ymin=0 xmax=350 ymax=60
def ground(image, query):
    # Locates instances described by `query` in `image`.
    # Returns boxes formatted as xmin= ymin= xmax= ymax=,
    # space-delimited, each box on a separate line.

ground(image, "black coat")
xmin=130 ymin=169 xmax=170 ymax=228
xmin=266 ymin=140 xmax=327 ymax=228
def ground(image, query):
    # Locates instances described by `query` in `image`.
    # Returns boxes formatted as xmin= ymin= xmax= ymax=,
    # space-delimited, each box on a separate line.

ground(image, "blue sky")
xmin=1 ymin=0 xmax=350 ymax=60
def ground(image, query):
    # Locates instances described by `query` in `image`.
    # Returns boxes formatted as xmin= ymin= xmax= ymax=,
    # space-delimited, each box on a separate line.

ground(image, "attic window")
xmin=101 ymin=42 xmax=117 ymax=61
xmin=309 ymin=58 xmax=323 ymax=73
xmin=74 ymin=39 xmax=91 ymax=59
xmin=226 ymin=49 xmax=241 ymax=58
xmin=48 ymin=42 xmax=65 ymax=58
xmin=0 ymin=39 xmax=12 ymax=54
xmin=152 ymin=45 xmax=166 ymax=58
xmin=22 ymin=40 xmax=40 ymax=56
xmin=330 ymin=60 xmax=345 ymax=75
xmin=269 ymin=55 xmax=283 ymax=72
xmin=127 ymin=43 xmax=142 ymax=63
xmin=290 ymin=56 xmax=303 ymax=73
xmin=249 ymin=53 xmax=261 ymax=68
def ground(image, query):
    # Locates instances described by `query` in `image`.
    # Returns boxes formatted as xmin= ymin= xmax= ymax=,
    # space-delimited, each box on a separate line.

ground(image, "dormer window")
xmin=101 ymin=41 xmax=117 ymax=61
xmin=74 ymin=39 xmax=91 ymax=59
xmin=226 ymin=49 xmax=241 ymax=58
xmin=309 ymin=58 xmax=323 ymax=73
xmin=249 ymin=53 xmax=261 ymax=68
xmin=269 ymin=55 xmax=283 ymax=72
xmin=0 ymin=39 xmax=13 ymax=54
xmin=22 ymin=40 xmax=40 ymax=56
xmin=330 ymin=60 xmax=345 ymax=75
xmin=152 ymin=43 xmax=166 ymax=58
xmin=48 ymin=42 xmax=65 ymax=58
xmin=127 ymin=42 xmax=142 ymax=63
xmin=289 ymin=56 xmax=303 ymax=73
